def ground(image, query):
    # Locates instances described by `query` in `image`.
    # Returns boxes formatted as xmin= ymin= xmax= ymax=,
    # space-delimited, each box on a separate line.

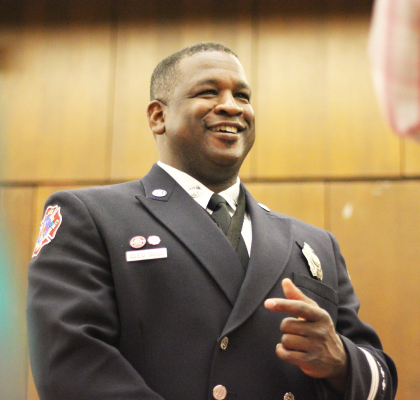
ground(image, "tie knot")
xmin=207 ymin=194 xmax=228 ymax=211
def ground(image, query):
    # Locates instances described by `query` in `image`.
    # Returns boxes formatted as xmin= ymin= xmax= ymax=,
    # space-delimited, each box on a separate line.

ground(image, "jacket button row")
xmin=213 ymin=385 xmax=227 ymax=400
xmin=220 ymin=336 xmax=228 ymax=350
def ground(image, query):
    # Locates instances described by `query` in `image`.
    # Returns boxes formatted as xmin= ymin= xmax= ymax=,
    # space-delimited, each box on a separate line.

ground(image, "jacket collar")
xmin=220 ymin=188 xmax=293 ymax=337
xmin=136 ymin=164 xmax=294 ymax=332
xmin=136 ymin=164 xmax=245 ymax=306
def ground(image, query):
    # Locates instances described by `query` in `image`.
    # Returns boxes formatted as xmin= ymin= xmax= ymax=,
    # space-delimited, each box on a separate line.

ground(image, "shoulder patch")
xmin=32 ymin=205 xmax=62 ymax=258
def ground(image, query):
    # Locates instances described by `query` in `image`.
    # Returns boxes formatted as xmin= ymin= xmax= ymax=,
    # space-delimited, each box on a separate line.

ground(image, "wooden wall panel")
xmin=403 ymin=138 xmax=420 ymax=175
xmin=328 ymin=181 xmax=420 ymax=400
xmin=246 ymin=182 xmax=325 ymax=229
xmin=0 ymin=25 xmax=114 ymax=182
xmin=0 ymin=187 xmax=36 ymax=400
xmin=26 ymin=368 xmax=38 ymax=400
xmin=255 ymin=15 xmax=400 ymax=179
xmin=111 ymin=0 xmax=255 ymax=181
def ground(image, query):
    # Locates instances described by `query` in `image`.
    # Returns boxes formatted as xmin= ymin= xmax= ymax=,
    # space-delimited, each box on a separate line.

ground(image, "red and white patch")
xmin=32 ymin=205 xmax=62 ymax=258
xmin=130 ymin=236 xmax=146 ymax=249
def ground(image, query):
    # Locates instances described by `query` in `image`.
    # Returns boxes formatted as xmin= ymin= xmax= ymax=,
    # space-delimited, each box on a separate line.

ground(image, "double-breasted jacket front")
xmin=27 ymin=164 xmax=397 ymax=400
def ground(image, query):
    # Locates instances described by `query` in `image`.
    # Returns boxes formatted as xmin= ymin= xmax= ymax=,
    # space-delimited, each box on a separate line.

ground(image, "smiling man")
xmin=148 ymin=47 xmax=255 ymax=192
xmin=27 ymin=43 xmax=397 ymax=400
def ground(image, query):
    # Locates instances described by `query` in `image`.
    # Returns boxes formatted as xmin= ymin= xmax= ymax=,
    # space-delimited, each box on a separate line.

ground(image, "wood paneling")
xmin=328 ymin=181 xmax=420 ymax=400
xmin=403 ymin=138 xmax=420 ymax=175
xmin=110 ymin=0 xmax=255 ymax=181
xmin=255 ymin=15 xmax=400 ymax=179
xmin=246 ymin=182 xmax=325 ymax=228
xmin=1 ymin=2 xmax=416 ymax=399
xmin=0 ymin=24 xmax=114 ymax=182
xmin=0 ymin=187 xmax=35 ymax=400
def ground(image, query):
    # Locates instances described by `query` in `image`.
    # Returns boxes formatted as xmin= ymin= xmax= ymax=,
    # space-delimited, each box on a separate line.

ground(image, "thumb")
xmin=282 ymin=278 xmax=317 ymax=306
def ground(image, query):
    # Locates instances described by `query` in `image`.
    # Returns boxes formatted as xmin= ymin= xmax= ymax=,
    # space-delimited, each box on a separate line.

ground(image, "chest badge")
xmin=302 ymin=242 xmax=323 ymax=281
xmin=147 ymin=235 xmax=161 ymax=245
xmin=130 ymin=236 xmax=146 ymax=249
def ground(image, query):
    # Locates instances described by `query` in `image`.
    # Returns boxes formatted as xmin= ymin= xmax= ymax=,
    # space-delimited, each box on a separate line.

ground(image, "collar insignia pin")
xmin=258 ymin=203 xmax=270 ymax=212
xmin=302 ymin=242 xmax=323 ymax=281
xmin=188 ymin=186 xmax=202 ymax=198
xmin=152 ymin=189 xmax=167 ymax=197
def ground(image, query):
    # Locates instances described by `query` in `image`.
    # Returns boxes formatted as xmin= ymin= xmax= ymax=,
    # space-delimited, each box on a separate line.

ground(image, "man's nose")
xmin=214 ymin=92 xmax=244 ymax=115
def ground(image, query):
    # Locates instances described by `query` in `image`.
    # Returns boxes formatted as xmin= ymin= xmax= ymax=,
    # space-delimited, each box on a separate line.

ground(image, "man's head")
xmin=150 ymin=42 xmax=238 ymax=103
xmin=147 ymin=43 xmax=255 ymax=192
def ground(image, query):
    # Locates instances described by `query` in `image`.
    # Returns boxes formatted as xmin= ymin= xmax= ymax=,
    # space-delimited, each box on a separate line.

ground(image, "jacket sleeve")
xmin=27 ymin=190 xmax=165 ymax=400
xmin=315 ymin=232 xmax=398 ymax=400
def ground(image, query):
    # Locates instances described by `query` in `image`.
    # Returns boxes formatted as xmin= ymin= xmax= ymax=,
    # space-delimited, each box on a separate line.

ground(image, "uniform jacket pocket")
xmin=292 ymin=272 xmax=339 ymax=325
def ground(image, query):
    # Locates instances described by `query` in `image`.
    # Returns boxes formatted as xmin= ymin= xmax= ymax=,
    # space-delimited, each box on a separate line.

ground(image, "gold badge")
xmin=302 ymin=242 xmax=323 ymax=281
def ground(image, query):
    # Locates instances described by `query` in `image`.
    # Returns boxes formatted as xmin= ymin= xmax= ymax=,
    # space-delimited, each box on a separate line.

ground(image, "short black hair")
xmin=150 ymin=42 xmax=238 ymax=102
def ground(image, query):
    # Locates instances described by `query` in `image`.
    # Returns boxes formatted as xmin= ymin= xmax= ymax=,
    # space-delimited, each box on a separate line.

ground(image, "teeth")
xmin=213 ymin=125 xmax=238 ymax=134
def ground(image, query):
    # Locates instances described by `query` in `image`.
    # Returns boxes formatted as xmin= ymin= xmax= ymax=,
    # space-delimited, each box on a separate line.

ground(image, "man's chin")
xmin=209 ymin=151 xmax=245 ymax=168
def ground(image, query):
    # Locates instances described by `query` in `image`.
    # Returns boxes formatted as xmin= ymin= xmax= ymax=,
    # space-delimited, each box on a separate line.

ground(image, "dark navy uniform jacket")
xmin=27 ymin=164 xmax=397 ymax=400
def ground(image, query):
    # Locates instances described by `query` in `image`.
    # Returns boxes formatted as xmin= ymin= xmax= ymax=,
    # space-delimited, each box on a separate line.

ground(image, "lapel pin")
xmin=152 ymin=189 xmax=167 ymax=197
xmin=147 ymin=235 xmax=161 ymax=245
xmin=188 ymin=186 xmax=202 ymax=198
xmin=302 ymin=242 xmax=323 ymax=281
xmin=284 ymin=393 xmax=294 ymax=400
xmin=130 ymin=236 xmax=146 ymax=249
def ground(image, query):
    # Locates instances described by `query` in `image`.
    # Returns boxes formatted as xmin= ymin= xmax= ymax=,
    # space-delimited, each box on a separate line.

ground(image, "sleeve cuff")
xmin=358 ymin=347 xmax=380 ymax=400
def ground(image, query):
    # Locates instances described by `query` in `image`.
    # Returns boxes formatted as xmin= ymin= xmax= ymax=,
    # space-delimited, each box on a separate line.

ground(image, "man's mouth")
xmin=210 ymin=125 xmax=239 ymax=134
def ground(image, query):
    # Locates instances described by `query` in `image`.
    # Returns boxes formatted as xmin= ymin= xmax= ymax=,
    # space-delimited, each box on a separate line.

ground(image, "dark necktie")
xmin=207 ymin=193 xmax=249 ymax=270
xmin=208 ymin=194 xmax=231 ymax=235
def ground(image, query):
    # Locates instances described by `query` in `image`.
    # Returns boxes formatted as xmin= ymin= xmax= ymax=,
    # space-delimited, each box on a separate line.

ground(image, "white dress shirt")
xmin=157 ymin=161 xmax=252 ymax=254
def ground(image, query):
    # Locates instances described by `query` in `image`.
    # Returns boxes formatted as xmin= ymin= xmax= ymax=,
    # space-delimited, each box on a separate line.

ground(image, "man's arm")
xmin=27 ymin=190 xmax=164 ymax=400
xmin=265 ymin=233 xmax=397 ymax=400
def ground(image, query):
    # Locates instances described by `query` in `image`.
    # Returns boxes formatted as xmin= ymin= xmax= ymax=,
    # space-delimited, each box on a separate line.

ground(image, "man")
xmin=27 ymin=42 xmax=397 ymax=400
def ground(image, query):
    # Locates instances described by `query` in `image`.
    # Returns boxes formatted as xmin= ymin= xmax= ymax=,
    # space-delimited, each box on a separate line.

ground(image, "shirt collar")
xmin=157 ymin=161 xmax=240 ymax=211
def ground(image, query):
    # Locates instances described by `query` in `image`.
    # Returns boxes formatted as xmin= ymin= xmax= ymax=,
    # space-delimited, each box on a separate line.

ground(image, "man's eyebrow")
xmin=195 ymin=78 xmax=252 ymax=91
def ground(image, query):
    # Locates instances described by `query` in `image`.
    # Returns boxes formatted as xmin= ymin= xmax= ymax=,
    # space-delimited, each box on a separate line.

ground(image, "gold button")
xmin=220 ymin=337 xmax=229 ymax=350
xmin=213 ymin=384 xmax=227 ymax=400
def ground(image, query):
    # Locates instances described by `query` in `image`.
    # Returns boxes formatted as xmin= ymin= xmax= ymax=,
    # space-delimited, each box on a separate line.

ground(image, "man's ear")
xmin=147 ymin=100 xmax=166 ymax=135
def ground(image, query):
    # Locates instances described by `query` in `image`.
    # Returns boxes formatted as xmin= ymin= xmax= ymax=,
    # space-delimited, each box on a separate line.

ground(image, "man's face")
xmin=157 ymin=51 xmax=255 ymax=185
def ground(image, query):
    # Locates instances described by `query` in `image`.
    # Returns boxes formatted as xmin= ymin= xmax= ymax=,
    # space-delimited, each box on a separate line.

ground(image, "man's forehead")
xmin=195 ymin=78 xmax=251 ymax=91
xmin=178 ymin=51 xmax=250 ymax=88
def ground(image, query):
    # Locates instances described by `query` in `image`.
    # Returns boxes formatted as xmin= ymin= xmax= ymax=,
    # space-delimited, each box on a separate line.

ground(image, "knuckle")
xmin=281 ymin=334 xmax=292 ymax=348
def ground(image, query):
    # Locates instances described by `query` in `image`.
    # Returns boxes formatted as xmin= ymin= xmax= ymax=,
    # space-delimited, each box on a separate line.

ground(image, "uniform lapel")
xmin=135 ymin=164 xmax=245 ymax=306
xmin=221 ymin=187 xmax=294 ymax=337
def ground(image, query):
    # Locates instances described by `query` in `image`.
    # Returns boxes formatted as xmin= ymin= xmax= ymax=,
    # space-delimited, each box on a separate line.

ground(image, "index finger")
xmin=264 ymin=298 xmax=324 ymax=322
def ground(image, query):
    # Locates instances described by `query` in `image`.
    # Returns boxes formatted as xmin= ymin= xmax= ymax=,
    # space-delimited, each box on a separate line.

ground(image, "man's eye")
xmin=235 ymin=93 xmax=250 ymax=102
xmin=198 ymin=90 xmax=217 ymax=96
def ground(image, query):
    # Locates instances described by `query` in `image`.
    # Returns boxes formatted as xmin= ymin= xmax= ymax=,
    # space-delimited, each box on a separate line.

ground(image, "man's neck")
xmin=157 ymin=161 xmax=239 ymax=193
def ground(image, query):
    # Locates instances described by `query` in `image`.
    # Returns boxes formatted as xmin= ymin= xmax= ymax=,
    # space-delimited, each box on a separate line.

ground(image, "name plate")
xmin=126 ymin=247 xmax=168 ymax=262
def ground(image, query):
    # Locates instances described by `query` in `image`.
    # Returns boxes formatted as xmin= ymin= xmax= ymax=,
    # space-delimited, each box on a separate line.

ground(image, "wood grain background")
xmin=1 ymin=1 xmax=417 ymax=398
